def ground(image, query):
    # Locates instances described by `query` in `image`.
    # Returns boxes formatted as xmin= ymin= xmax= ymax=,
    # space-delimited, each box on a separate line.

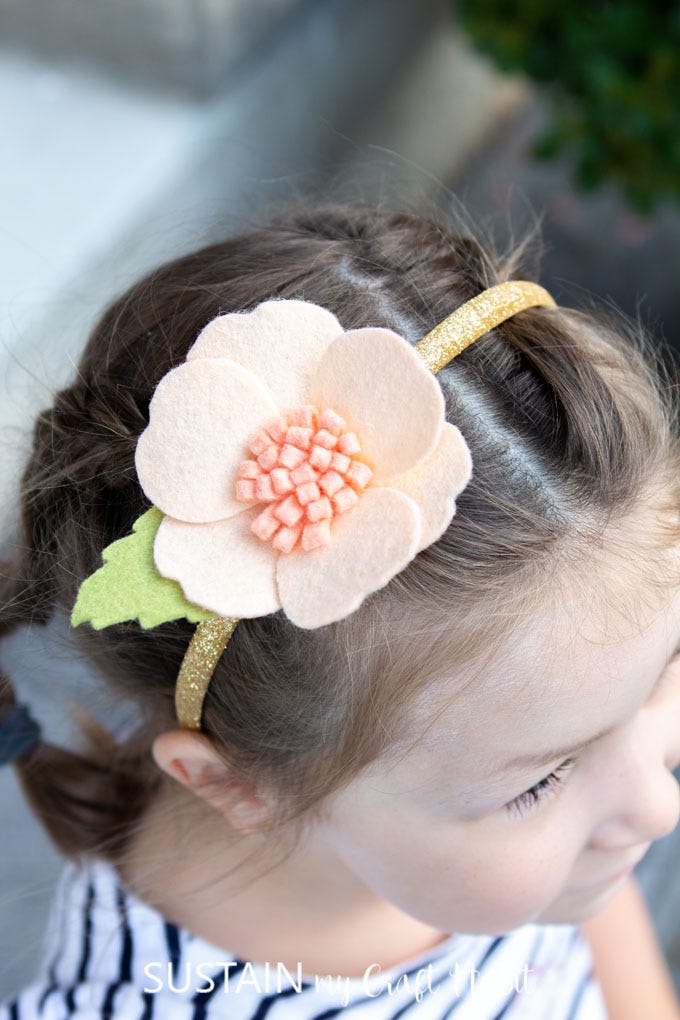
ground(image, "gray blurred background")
xmin=1 ymin=0 xmax=680 ymax=1003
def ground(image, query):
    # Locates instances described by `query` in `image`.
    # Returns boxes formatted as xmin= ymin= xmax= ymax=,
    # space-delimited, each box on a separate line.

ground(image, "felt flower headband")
xmin=71 ymin=280 xmax=556 ymax=729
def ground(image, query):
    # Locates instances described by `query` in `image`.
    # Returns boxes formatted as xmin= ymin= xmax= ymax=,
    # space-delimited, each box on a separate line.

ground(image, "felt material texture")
xmin=387 ymin=423 xmax=473 ymax=552
xmin=71 ymin=507 xmax=212 ymax=629
xmin=128 ymin=299 xmax=474 ymax=629
xmin=135 ymin=360 xmax=278 ymax=523
xmin=276 ymin=487 xmax=420 ymax=628
xmin=235 ymin=404 xmax=374 ymax=554
xmin=153 ymin=508 xmax=281 ymax=619
xmin=186 ymin=299 xmax=344 ymax=411
xmin=314 ymin=327 xmax=445 ymax=485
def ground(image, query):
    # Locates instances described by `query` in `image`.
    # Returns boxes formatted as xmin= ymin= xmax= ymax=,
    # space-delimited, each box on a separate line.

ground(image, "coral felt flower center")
xmin=235 ymin=404 xmax=373 ymax=553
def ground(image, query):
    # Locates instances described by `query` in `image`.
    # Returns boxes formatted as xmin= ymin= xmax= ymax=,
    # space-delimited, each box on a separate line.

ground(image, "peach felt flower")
xmin=134 ymin=299 xmax=472 ymax=628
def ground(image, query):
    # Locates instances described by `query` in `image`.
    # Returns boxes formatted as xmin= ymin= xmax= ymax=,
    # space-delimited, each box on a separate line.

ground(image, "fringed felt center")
xmin=235 ymin=405 xmax=373 ymax=553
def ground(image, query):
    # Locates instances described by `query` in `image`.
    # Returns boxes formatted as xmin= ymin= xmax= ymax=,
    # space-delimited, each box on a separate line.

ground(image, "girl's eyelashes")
xmin=501 ymin=647 xmax=680 ymax=821
xmin=505 ymin=758 xmax=576 ymax=819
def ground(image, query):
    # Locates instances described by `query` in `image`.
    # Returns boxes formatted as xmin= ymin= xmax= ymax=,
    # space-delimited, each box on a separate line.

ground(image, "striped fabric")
xmin=0 ymin=858 xmax=607 ymax=1019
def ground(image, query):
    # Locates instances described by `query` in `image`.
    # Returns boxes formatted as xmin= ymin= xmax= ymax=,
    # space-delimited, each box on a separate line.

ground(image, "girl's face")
xmin=315 ymin=560 xmax=680 ymax=934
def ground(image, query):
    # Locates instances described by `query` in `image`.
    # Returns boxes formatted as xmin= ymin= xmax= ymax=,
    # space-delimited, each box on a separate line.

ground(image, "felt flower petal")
xmin=153 ymin=509 xmax=281 ymax=618
xmin=276 ymin=487 xmax=421 ymax=628
xmin=135 ymin=359 xmax=278 ymax=524
xmin=386 ymin=423 xmax=473 ymax=552
xmin=314 ymin=328 xmax=445 ymax=484
xmin=187 ymin=300 xmax=344 ymax=412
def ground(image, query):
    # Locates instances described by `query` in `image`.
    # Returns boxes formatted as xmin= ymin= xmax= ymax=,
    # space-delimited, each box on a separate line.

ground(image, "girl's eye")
xmin=505 ymin=758 xmax=575 ymax=819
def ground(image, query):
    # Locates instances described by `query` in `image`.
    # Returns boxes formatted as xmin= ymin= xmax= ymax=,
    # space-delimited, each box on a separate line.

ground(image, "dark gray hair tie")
xmin=0 ymin=703 xmax=42 ymax=765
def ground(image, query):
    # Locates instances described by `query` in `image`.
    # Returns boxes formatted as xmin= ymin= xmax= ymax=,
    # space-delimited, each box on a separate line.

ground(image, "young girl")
xmin=2 ymin=203 xmax=680 ymax=1020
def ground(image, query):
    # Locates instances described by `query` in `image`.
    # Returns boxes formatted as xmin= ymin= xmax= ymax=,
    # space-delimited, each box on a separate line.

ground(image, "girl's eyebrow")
xmin=503 ymin=722 xmax=619 ymax=773
xmin=502 ymin=638 xmax=680 ymax=774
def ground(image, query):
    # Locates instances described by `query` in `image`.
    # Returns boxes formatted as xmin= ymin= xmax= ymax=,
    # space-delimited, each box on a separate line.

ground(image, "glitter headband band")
xmin=71 ymin=280 xmax=555 ymax=731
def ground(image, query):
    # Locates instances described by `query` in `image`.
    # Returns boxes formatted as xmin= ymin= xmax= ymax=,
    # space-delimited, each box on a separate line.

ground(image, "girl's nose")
xmin=589 ymin=717 xmax=680 ymax=851
xmin=651 ymin=651 xmax=680 ymax=773
xmin=590 ymin=767 xmax=680 ymax=850
xmin=587 ymin=650 xmax=680 ymax=851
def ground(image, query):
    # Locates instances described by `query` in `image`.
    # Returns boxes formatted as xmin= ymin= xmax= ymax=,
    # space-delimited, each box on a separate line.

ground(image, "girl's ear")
xmin=152 ymin=729 xmax=272 ymax=833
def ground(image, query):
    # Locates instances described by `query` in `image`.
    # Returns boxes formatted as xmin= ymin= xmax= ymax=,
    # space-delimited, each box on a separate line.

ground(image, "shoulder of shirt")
xmin=0 ymin=857 xmax=606 ymax=1018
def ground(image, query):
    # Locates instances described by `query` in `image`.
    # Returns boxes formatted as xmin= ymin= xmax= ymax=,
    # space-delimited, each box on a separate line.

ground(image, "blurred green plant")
xmin=455 ymin=1 xmax=680 ymax=213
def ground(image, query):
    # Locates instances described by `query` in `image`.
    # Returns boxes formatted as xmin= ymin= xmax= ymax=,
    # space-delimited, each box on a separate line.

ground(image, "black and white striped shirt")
xmin=0 ymin=857 xmax=607 ymax=1018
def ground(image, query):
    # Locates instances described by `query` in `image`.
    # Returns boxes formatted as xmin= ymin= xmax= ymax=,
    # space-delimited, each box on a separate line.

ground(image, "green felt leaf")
xmin=71 ymin=507 xmax=213 ymax=630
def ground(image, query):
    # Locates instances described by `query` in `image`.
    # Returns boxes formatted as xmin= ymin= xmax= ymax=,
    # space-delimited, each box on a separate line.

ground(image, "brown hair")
xmin=3 ymin=202 xmax=680 ymax=869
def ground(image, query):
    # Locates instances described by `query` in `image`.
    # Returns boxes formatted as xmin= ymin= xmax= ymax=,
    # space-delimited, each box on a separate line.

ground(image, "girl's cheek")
xmin=443 ymin=860 xmax=560 ymax=934
xmin=478 ymin=821 xmax=578 ymax=904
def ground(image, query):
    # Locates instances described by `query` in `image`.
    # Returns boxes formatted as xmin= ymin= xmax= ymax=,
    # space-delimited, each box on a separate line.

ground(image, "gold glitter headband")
xmin=173 ymin=279 xmax=555 ymax=729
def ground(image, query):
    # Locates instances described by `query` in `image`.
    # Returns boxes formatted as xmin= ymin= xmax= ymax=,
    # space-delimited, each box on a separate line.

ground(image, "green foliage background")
xmin=456 ymin=2 xmax=680 ymax=213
